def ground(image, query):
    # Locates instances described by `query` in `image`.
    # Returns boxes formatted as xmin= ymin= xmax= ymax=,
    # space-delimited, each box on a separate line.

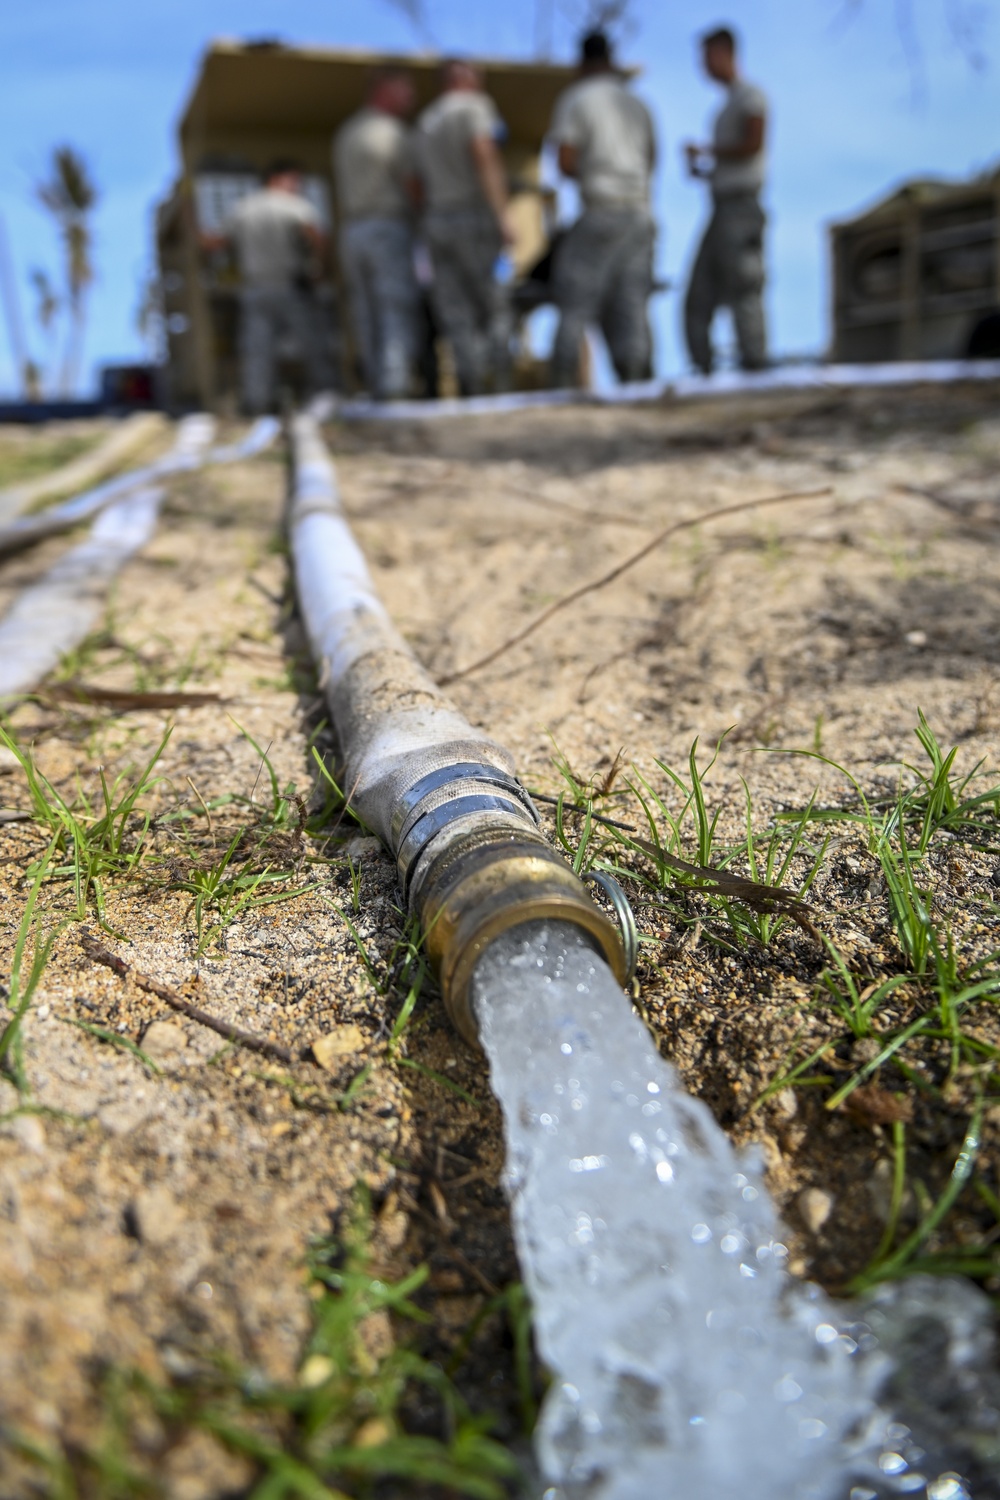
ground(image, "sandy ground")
xmin=1 ymin=383 xmax=999 ymax=1496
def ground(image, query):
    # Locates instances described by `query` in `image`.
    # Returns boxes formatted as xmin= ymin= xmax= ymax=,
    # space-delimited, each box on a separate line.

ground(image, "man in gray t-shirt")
xmin=549 ymin=30 xmax=656 ymax=387
xmin=218 ymin=162 xmax=331 ymax=413
xmin=417 ymin=60 xmax=513 ymax=396
xmin=682 ymin=25 xmax=769 ymax=374
xmin=334 ymin=69 xmax=421 ymax=400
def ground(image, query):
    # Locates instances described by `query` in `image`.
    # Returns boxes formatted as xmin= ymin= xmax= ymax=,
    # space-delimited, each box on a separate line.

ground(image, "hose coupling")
xmin=411 ymin=826 xmax=629 ymax=1046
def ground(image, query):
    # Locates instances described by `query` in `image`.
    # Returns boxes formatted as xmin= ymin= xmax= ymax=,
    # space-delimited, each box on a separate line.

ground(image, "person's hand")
xmin=683 ymin=141 xmax=707 ymax=176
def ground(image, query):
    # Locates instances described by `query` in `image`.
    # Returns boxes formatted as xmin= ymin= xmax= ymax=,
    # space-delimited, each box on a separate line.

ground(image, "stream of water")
xmin=471 ymin=920 xmax=998 ymax=1499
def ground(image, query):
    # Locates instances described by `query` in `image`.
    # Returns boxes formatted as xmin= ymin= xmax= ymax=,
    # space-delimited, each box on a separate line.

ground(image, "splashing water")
xmin=471 ymin=921 xmax=997 ymax=1499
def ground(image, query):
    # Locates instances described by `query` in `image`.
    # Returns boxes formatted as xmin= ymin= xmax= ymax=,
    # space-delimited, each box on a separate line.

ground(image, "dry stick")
xmin=43 ymin=682 xmax=224 ymax=711
xmin=79 ymin=930 xmax=299 ymax=1065
xmin=438 ymin=484 xmax=834 ymax=687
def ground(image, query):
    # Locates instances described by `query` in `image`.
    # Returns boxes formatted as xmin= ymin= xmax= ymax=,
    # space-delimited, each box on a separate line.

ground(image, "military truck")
xmin=830 ymin=165 xmax=1000 ymax=363
xmin=156 ymin=39 xmax=576 ymax=409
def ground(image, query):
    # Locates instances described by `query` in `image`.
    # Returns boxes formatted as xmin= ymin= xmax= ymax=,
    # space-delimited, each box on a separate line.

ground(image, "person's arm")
xmin=201 ymin=209 xmax=233 ymax=256
xmin=401 ymin=133 xmax=424 ymax=213
xmin=302 ymin=222 xmax=326 ymax=256
xmin=294 ymin=202 xmax=328 ymax=282
xmin=557 ymin=141 xmax=580 ymax=180
xmin=404 ymin=172 xmax=424 ymax=212
xmin=713 ymin=112 xmax=765 ymax=161
xmin=470 ymin=133 xmax=514 ymax=242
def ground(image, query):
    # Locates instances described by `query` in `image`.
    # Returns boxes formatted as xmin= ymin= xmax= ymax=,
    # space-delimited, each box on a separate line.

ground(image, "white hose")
xmin=0 ymin=414 xmax=279 ymax=560
xmin=328 ymin=357 xmax=1000 ymax=423
xmin=0 ymin=411 xmax=168 ymax=527
xmin=288 ymin=412 xmax=626 ymax=1040
xmin=288 ymin=411 xmax=528 ymax=850
xmin=0 ymin=415 xmax=281 ymax=702
xmin=0 ymin=486 xmax=164 ymax=703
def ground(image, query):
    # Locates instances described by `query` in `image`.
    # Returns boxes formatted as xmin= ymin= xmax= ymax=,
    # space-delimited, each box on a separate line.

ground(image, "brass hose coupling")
xmin=410 ymin=823 xmax=629 ymax=1047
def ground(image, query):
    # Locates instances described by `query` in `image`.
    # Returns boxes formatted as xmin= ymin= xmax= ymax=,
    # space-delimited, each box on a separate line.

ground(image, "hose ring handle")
xmin=582 ymin=870 xmax=639 ymax=984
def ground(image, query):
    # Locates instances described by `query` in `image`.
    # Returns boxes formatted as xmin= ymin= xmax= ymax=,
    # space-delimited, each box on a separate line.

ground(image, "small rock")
xmin=798 ymin=1187 xmax=834 ymax=1234
xmin=299 ymin=1353 xmax=334 ymax=1388
xmin=773 ymin=1087 xmax=798 ymax=1120
xmin=141 ymin=1020 xmax=189 ymax=1068
xmin=130 ymin=1184 xmax=184 ymax=1246
xmin=757 ymin=1132 xmax=783 ymax=1173
xmin=904 ymin=629 xmax=927 ymax=648
xmin=11 ymin=1114 xmax=46 ymax=1153
xmin=344 ymin=836 xmax=381 ymax=859
xmin=850 ymin=1036 xmax=882 ymax=1066
xmin=354 ymin=1417 xmax=392 ymax=1448
xmin=0 ymin=747 xmax=20 ymax=773
xmin=312 ymin=1023 xmax=366 ymax=1071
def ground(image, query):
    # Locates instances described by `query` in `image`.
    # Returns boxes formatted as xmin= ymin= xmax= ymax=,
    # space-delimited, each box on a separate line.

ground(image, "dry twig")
xmin=79 ymin=930 xmax=299 ymax=1065
xmin=44 ymin=682 xmax=223 ymax=711
xmin=438 ymin=485 xmax=833 ymax=686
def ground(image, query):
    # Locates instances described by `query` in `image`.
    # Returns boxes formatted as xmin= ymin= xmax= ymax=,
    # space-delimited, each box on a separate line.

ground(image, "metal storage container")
xmin=830 ymin=166 xmax=1000 ymax=363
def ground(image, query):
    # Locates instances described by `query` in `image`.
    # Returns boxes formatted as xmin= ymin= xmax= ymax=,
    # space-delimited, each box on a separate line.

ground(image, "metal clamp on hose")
xmin=390 ymin=762 xmax=539 ymax=846
xmin=392 ymin=762 xmax=541 ymax=898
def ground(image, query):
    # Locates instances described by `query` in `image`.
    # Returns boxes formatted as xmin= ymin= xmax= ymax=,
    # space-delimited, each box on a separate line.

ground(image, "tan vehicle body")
xmin=156 ymin=40 xmax=576 ymax=407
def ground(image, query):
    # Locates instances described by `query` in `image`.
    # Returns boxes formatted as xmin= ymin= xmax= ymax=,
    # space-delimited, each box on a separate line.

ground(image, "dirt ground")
xmin=1 ymin=383 xmax=1000 ymax=1497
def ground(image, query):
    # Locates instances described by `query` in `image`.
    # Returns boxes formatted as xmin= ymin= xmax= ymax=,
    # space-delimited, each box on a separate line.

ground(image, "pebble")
xmin=904 ymin=629 xmax=928 ymax=647
xmin=798 ymin=1187 xmax=834 ymax=1234
xmin=354 ymin=1417 xmax=392 ymax=1448
xmin=757 ymin=1132 xmax=783 ymax=1172
xmin=10 ymin=1114 xmax=46 ymax=1154
xmin=313 ymin=1023 xmax=366 ymax=1071
xmin=130 ymin=1184 xmax=185 ymax=1246
xmin=344 ymin=836 xmax=382 ymax=859
xmin=773 ymin=1087 xmax=798 ymax=1120
xmin=141 ymin=1021 xmax=189 ymax=1068
xmin=299 ymin=1353 xmax=334 ymax=1388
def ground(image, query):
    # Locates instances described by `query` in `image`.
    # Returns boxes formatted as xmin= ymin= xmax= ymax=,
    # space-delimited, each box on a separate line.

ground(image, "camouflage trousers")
xmin=239 ymin=286 xmax=333 ymax=414
xmin=424 ymin=209 xmax=511 ymax=397
xmin=551 ymin=206 xmax=655 ymax=387
xmin=684 ymin=192 xmax=767 ymax=374
xmin=340 ymin=217 xmax=420 ymax=400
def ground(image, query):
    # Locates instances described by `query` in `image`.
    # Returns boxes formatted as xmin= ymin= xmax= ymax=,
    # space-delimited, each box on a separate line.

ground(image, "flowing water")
xmin=471 ymin=920 xmax=999 ymax=1499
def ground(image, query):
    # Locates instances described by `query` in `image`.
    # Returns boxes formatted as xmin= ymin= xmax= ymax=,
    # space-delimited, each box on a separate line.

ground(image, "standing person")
xmin=219 ymin=161 xmax=332 ymax=414
xmin=682 ymin=26 xmax=769 ymax=374
xmin=417 ymin=60 xmax=513 ymax=396
xmin=334 ymin=69 xmax=422 ymax=400
xmin=549 ymin=31 xmax=657 ymax=388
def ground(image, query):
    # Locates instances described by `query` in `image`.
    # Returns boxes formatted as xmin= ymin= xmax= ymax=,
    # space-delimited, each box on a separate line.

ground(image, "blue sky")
xmin=0 ymin=0 xmax=996 ymax=394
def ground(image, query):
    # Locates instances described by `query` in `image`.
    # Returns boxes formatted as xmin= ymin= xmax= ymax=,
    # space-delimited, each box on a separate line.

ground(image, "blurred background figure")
xmin=334 ymin=68 xmax=422 ymax=401
xmin=417 ymin=59 xmax=513 ymax=396
xmin=213 ymin=160 xmax=332 ymax=413
xmin=549 ymin=30 xmax=656 ymax=388
xmin=683 ymin=25 xmax=769 ymax=375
